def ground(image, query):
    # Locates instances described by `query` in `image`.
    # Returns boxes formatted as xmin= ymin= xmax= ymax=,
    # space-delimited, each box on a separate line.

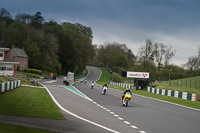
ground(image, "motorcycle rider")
xmin=91 ymin=81 xmax=95 ymax=88
xmin=121 ymin=88 xmax=132 ymax=101
xmin=85 ymin=78 xmax=87 ymax=83
xmin=102 ymin=83 xmax=108 ymax=89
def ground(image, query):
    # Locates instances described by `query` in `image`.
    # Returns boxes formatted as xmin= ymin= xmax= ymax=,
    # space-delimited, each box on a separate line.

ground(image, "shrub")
xmin=24 ymin=68 xmax=42 ymax=75
xmin=113 ymin=73 xmax=123 ymax=83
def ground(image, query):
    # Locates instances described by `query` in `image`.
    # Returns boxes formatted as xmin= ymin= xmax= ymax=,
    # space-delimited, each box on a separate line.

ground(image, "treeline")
xmin=1 ymin=7 xmax=199 ymax=80
xmin=0 ymin=8 xmax=94 ymax=74
xmin=92 ymin=40 xmax=199 ymax=82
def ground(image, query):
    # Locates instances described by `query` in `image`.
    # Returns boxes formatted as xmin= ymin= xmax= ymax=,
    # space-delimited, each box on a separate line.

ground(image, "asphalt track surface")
xmin=73 ymin=66 xmax=200 ymax=133
xmin=1 ymin=66 xmax=200 ymax=133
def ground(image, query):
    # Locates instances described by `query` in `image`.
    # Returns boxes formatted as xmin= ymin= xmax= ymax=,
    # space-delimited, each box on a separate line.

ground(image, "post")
xmin=169 ymin=69 xmax=172 ymax=86
xmin=197 ymin=71 xmax=199 ymax=89
xmin=159 ymin=68 xmax=162 ymax=83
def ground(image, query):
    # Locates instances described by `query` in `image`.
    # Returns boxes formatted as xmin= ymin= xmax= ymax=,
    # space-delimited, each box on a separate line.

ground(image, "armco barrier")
xmin=109 ymin=81 xmax=134 ymax=90
xmin=0 ymin=80 xmax=21 ymax=93
xmin=147 ymin=86 xmax=199 ymax=101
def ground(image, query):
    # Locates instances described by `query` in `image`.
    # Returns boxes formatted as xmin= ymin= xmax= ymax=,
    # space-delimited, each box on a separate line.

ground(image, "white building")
xmin=0 ymin=48 xmax=19 ymax=76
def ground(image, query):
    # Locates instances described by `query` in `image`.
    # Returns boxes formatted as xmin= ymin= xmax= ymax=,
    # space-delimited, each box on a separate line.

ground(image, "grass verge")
xmin=0 ymin=86 xmax=64 ymax=120
xmin=0 ymin=122 xmax=55 ymax=133
xmin=94 ymin=66 xmax=200 ymax=110
xmin=95 ymin=67 xmax=113 ymax=85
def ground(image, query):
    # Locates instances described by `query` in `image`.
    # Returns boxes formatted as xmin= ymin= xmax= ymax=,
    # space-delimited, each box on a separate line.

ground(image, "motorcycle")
xmin=91 ymin=83 xmax=94 ymax=89
xmin=85 ymin=79 xmax=87 ymax=83
xmin=122 ymin=92 xmax=132 ymax=107
xmin=102 ymin=86 xmax=108 ymax=95
xmin=80 ymin=79 xmax=83 ymax=83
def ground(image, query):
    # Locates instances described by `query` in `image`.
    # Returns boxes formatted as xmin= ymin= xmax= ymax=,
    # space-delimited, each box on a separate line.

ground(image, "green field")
xmin=0 ymin=86 xmax=64 ymax=119
xmin=0 ymin=122 xmax=55 ymax=133
xmin=95 ymin=66 xmax=200 ymax=110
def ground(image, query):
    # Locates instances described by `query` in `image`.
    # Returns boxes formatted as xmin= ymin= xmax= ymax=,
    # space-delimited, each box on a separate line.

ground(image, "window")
xmin=0 ymin=52 xmax=3 ymax=57
xmin=0 ymin=65 xmax=13 ymax=71
xmin=0 ymin=67 xmax=6 ymax=70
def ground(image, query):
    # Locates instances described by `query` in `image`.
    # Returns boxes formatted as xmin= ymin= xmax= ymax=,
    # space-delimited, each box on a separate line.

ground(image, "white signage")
xmin=127 ymin=71 xmax=149 ymax=79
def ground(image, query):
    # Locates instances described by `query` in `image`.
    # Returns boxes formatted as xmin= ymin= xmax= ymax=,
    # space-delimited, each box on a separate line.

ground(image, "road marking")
xmin=60 ymin=85 xmax=93 ymax=101
xmin=42 ymin=84 xmax=121 ymax=133
xmin=110 ymin=112 xmax=115 ymax=114
xmin=114 ymin=114 xmax=119 ymax=117
xmin=43 ymin=80 xmax=57 ymax=83
xmin=140 ymin=131 xmax=147 ymax=133
xmin=124 ymin=121 xmax=131 ymax=125
xmin=131 ymin=125 xmax=138 ymax=129
xmin=118 ymin=117 xmax=124 ymax=120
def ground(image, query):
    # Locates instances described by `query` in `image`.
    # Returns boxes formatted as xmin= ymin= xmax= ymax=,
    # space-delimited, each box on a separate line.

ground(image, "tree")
xmin=138 ymin=38 xmax=155 ymax=71
xmin=37 ymin=32 xmax=59 ymax=72
xmin=138 ymin=38 xmax=176 ymax=71
xmin=31 ymin=12 xmax=44 ymax=29
xmin=164 ymin=45 xmax=176 ymax=65
xmin=138 ymin=38 xmax=155 ymax=62
xmin=112 ymin=53 xmax=129 ymax=69
xmin=0 ymin=8 xmax=13 ymax=24
xmin=4 ymin=21 xmax=29 ymax=48
xmin=0 ymin=21 xmax=6 ymax=46
xmin=15 ymin=13 xmax=32 ymax=24
xmin=94 ymin=42 xmax=135 ymax=73
xmin=184 ymin=56 xmax=199 ymax=72
xmin=154 ymin=42 xmax=166 ymax=70
xmin=23 ymin=37 xmax=40 ymax=68
xmin=62 ymin=22 xmax=94 ymax=73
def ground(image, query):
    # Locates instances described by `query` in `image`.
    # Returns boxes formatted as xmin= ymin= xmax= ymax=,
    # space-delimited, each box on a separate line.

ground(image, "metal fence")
xmin=156 ymin=79 xmax=200 ymax=89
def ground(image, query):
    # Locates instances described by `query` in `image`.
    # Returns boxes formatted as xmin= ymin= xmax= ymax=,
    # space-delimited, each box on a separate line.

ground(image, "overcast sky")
xmin=1 ymin=0 xmax=200 ymax=66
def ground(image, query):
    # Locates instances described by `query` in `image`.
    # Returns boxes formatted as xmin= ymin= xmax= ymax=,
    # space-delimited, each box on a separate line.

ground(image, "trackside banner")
xmin=127 ymin=71 xmax=149 ymax=79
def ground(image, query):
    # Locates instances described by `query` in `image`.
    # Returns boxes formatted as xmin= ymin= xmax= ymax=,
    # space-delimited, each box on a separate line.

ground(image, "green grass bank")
xmin=0 ymin=86 xmax=64 ymax=119
xmin=0 ymin=122 xmax=55 ymax=133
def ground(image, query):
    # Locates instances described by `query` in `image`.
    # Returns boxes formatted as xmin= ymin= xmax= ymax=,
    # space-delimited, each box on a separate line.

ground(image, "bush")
xmin=113 ymin=73 xmax=123 ymax=83
xmin=24 ymin=68 xmax=42 ymax=75
xmin=42 ymin=70 xmax=57 ymax=77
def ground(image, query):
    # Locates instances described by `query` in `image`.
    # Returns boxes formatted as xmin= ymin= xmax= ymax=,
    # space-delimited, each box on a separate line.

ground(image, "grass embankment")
xmin=0 ymin=86 xmax=64 ymax=119
xmin=0 ymin=76 xmax=64 ymax=132
xmin=0 ymin=122 xmax=55 ymax=133
xmin=96 ymin=67 xmax=113 ymax=85
xmin=95 ymin=66 xmax=200 ymax=110
xmin=0 ymin=75 xmax=40 ymax=86
xmin=16 ymin=71 xmax=44 ymax=79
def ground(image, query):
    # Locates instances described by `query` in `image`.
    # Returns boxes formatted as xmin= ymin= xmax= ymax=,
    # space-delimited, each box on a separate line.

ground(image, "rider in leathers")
xmin=121 ymin=88 xmax=132 ymax=101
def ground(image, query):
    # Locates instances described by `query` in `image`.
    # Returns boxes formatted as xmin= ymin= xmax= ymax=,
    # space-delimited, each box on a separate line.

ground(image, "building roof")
xmin=0 ymin=61 xmax=19 ymax=65
xmin=0 ymin=48 xmax=10 ymax=51
xmin=14 ymin=48 xmax=28 ymax=57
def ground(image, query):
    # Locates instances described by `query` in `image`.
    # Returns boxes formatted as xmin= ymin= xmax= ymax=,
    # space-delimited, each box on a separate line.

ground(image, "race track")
xmin=73 ymin=66 xmax=200 ymax=133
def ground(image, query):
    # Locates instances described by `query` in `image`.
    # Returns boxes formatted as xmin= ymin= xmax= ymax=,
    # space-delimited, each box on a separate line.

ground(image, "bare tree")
xmin=154 ymin=42 xmax=166 ymax=70
xmin=184 ymin=56 xmax=199 ymax=71
xmin=164 ymin=45 xmax=176 ymax=65
xmin=138 ymin=38 xmax=155 ymax=62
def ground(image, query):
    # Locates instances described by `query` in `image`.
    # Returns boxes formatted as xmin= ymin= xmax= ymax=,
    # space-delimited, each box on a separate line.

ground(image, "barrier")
xmin=0 ymin=80 xmax=21 ymax=93
xmin=147 ymin=87 xmax=199 ymax=101
xmin=109 ymin=81 xmax=134 ymax=90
